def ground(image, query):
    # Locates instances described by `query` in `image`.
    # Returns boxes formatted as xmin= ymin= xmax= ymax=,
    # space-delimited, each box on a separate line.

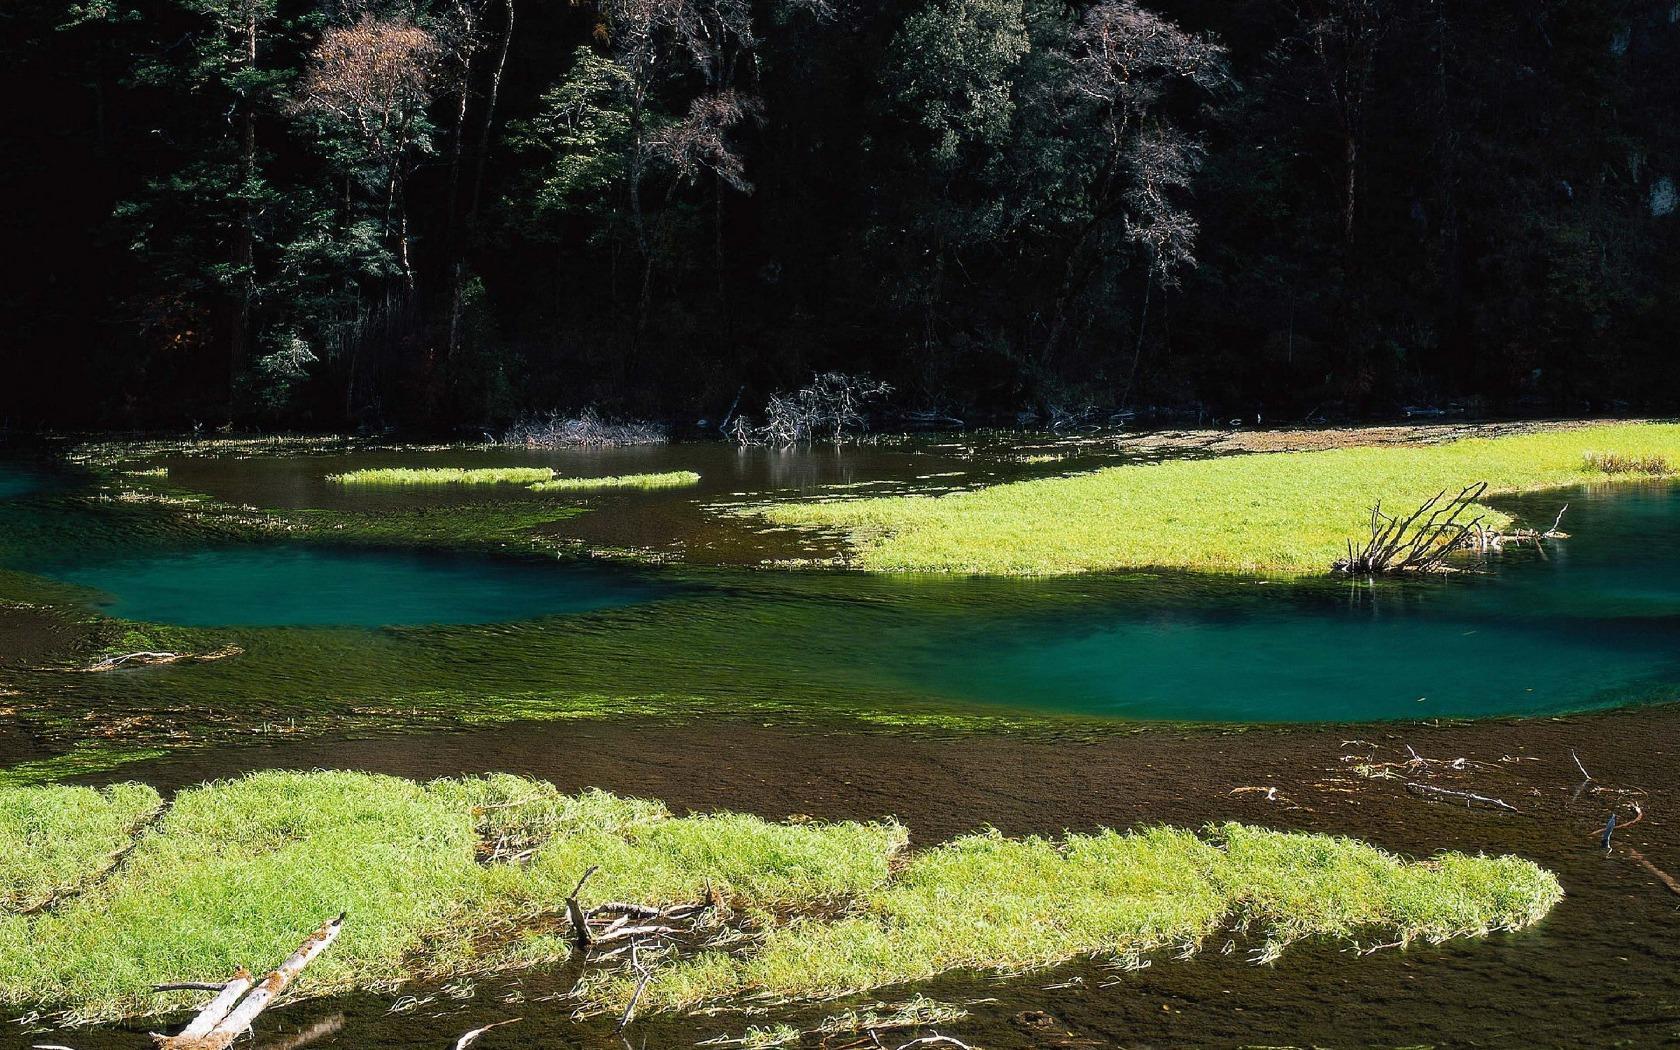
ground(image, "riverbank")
xmin=758 ymin=421 xmax=1680 ymax=575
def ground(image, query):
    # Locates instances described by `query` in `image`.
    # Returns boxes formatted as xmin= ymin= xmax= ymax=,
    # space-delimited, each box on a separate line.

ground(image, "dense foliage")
xmin=3 ymin=0 xmax=1678 ymax=428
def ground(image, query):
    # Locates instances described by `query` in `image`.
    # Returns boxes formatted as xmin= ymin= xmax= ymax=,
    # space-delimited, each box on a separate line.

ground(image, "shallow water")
xmin=3 ymin=441 xmax=1680 ymax=727
xmin=6 ymin=435 xmax=1680 ymax=1047
xmin=46 ymin=708 xmax=1680 ymax=1049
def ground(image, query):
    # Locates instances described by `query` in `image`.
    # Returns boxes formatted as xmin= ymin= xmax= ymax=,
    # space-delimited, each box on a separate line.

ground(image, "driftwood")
xmin=79 ymin=646 xmax=242 ymax=673
xmin=452 ymin=1017 xmax=521 ymax=1050
xmin=1625 ymin=848 xmax=1680 ymax=897
xmin=156 ymin=969 xmax=253 ymax=1047
xmin=155 ymin=914 xmax=343 ymax=1050
xmin=562 ymin=870 xmax=720 ymax=1033
xmin=1403 ymin=781 xmax=1520 ymax=813
xmin=615 ymin=940 xmax=653 ymax=1033
xmin=566 ymin=866 xmax=599 ymax=950
xmin=1334 ymin=483 xmax=1489 ymax=575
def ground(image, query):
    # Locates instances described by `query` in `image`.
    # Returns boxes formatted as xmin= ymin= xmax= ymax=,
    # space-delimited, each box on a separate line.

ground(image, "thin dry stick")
xmin=567 ymin=866 xmax=599 ymax=950
xmin=1404 ymin=781 xmax=1520 ymax=813
xmin=616 ymin=939 xmax=653 ymax=1033
xmin=156 ymin=969 xmax=253 ymax=1045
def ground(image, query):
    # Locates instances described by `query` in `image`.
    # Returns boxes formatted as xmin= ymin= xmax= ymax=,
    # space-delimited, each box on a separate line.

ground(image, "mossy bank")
xmin=0 ymin=771 xmax=1560 ymax=1025
xmin=758 ymin=421 xmax=1680 ymax=575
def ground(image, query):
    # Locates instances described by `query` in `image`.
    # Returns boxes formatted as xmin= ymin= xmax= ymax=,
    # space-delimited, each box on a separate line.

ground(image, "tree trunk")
xmin=444 ymin=38 xmax=476 ymax=363
xmin=230 ymin=15 xmax=259 ymax=418
xmin=1343 ymin=130 xmax=1358 ymax=245
xmin=468 ymin=0 xmax=514 ymax=221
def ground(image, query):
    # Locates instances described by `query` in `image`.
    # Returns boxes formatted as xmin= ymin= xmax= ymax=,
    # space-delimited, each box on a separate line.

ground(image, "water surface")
xmin=3 ymin=441 xmax=1679 ymax=725
xmin=47 ymin=546 xmax=663 ymax=627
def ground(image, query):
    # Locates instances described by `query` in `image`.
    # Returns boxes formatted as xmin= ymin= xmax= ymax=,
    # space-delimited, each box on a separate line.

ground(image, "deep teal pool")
xmin=47 ymin=546 xmax=664 ymax=627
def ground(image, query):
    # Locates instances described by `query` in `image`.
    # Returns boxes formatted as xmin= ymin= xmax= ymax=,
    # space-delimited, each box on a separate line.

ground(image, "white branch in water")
xmin=1404 ymin=781 xmax=1519 ymax=813
xmin=453 ymin=1017 xmax=521 ymax=1050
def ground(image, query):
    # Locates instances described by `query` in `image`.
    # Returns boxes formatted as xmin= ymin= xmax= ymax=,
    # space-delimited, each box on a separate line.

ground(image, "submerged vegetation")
xmin=0 ymin=771 xmax=1561 ymax=1025
xmin=759 ymin=422 xmax=1680 ymax=575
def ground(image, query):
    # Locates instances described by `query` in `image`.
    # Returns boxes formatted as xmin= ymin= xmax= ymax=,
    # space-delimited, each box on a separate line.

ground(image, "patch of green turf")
xmin=0 ymin=773 xmax=1561 ymax=1025
xmin=0 ymin=783 xmax=161 ymax=911
xmin=756 ymin=422 xmax=1680 ymax=575
xmin=617 ymin=822 xmax=1562 ymax=1011
xmin=528 ymin=470 xmax=701 ymax=494
xmin=327 ymin=467 xmax=558 ymax=486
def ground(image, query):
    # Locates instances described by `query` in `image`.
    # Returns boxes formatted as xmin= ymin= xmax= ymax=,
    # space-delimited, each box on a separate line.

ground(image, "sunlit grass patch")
xmin=757 ymin=421 xmax=1680 ymax=575
xmin=0 ymin=772 xmax=902 ymax=1024
xmin=0 ymin=783 xmax=161 ymax=912
xmin=327 ymin=467 xmax=558 ymax=486
xmin=0 ymin=772 xmax=1560 ymax=1026
xmin=528 ymin=471 xmax=701 ymax=494
xmin=614 ymin=823 xmax=1560 ymax=1012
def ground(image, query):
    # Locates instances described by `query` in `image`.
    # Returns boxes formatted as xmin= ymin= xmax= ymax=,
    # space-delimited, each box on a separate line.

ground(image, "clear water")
xmin=46 ymin=546 xmax=664 ymax=627
xmin=3 ymin=442 xmax=1678 ymax=725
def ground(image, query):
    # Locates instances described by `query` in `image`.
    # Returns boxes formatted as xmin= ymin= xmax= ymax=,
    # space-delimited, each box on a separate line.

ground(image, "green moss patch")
xmin=756 ymin=422 xmax=1680 ymax=575
xmin=528 ymin=470 xmax=701 ymax=494
xmin=326 ymin=467 xmax=701 ymax=494
xmin=327 ymin=467 xmax=558 ymax=486
xmin=0 ymin=772 xmax=1559 ymax=1026
xmin=0 ymin=783 xmax=162 ymax=911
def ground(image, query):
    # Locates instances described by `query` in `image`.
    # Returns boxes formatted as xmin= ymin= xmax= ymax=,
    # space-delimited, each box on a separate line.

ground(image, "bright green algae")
xmin=760 ymin=422 xmax=1680 ymax=575
xmin=0 ymin=772 xmax=1560 ymax=1025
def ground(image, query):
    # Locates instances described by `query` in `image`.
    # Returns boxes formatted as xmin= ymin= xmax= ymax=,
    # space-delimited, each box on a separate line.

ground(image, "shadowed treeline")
xmin=3 ymin=0 xmax=1678 ymax=428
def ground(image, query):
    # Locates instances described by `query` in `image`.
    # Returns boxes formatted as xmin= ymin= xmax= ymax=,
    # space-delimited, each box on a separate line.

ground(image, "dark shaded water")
xmin=46 ymin=708 xmax=1680 ymax=1049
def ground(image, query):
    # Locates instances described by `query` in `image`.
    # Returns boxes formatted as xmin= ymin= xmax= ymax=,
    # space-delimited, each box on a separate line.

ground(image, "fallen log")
xmin=156 ymin=914 xmax=343 ymax=1050
xmin=157 ymin=969 xmax=252 ymax=1046
xmin=79 ymin=647 xmax=242 ymax=673
xmin=1334 ymin=483 xmax=1488 ymax=575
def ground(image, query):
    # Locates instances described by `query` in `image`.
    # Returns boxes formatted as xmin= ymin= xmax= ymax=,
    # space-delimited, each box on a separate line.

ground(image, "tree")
xmin=1291 ymin=0 xmax=1389 ymax=245
xmin=293 ymin=14 xmax=444 ymax=292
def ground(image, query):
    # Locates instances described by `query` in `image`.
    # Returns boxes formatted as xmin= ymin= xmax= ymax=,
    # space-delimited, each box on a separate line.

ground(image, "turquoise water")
xmin=48 ymin=546 xmax=664 ymax=627
xmin=893 ymin=484 xmax=1680 ymax=720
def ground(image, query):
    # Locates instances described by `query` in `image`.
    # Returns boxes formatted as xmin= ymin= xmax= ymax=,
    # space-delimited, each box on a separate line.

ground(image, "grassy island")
xmin=327 ymin=466 xmax=700 ymax=493
xmin=527 ymin=470 xmax=701 ymax=493
xmin=757 ymin=422 xmax=1680 ymax=575
xmin=0 ymin=771 xmax=1561 ymax=1025
xmin=327 ymin=466 xmax=557 ymax=486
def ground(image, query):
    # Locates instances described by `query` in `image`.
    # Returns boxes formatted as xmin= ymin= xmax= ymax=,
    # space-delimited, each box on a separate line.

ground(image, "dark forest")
xmin=4 ymin=0 xmax=1678 ymax=430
